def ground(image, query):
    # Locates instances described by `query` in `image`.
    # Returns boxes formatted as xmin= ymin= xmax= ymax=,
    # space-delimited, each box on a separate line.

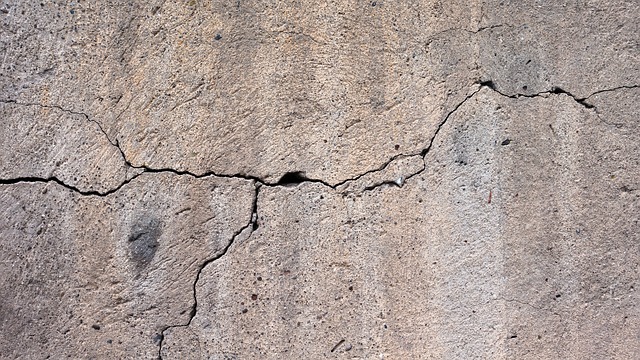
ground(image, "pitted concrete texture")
xmin=0 ymin=0 xmax=638 ymax=359
xmin=0 ymin=101 xmax=137 ymax=193
xmin=160 ymin=88 xmax=639 ymax=359
xmin=0 ymin=174 xmax=254 ymax=359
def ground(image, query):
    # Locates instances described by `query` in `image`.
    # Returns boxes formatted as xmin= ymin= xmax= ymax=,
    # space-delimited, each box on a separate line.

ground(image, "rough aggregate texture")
xmin=0 ymin=101 xmax=137 ymax=193
xmin=0 ymin=0 xmax=638 ymax=359
xmin=0 ymin=174 xmax=254 ymax=358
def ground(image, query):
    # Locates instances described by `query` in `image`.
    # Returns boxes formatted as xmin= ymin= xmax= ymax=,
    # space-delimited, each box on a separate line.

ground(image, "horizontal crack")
xmin=423 ymin=24 xmax=509 ymax=45
xmin=0 ymin=84 xmax=488 ymax=195
xmin=0 ymin=99 xmax=138 ymax=195
xmin=480 ymin=81 xmax=639 ymax=110
xmin=357 ymin=81 xmax=639 ymax=192
xmin=584 ymin=84 xmax=639 ymax=99
xmin=0 ymin=174 xmax=142 ymax=196
xmin=4 ymin=81 xmax=636 ymax=196
xmin=133 ymin=164 xmax=333 ymax=188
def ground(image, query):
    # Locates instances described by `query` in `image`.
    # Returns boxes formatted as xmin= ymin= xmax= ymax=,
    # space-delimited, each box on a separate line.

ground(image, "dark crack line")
xmin=330 ymin=84 xmax=487 ymax=192
xmin=584 ymin=84 xmax=639 ymax=99
xmin=329 ymin=153 xmax=412 ymax=190
xmin=424 ymin=24 xmax=508 ymax=45
xmin=0 ymin=100 xmax=195 ymax=196
xmin=135 ymin=164 xmax=333 ymax=188
xmin=3 ymin=82 xmax=637 ymax=196
xmin=0 ymin=173 xmax=143 ymax=196
xmin=85 ymin=79 xmax=638 ymax=189
xmin=481 ymin=82 xmax=640 ymax=130
xmin=480 ymin=81 xmax=639 ymax=109
xmin=466 ymin=24 xmax=508 ymax=34
xmin=0 ymin=85 xmax=485 ymax=195
xmin=0 ymin=98 xmax=137 ymax=188
xmin=361 ymin=84 xmax=486 ymax=192
xmin=156 ymin=184 xmax=260 ymax=360
xmin=0 ymin=99 xmax=123 ymax=149
xmin=479 ymin=81 xmax=594 ymax=109
xmin=2 ymin=82 xmax=628 ymax=357
xmin=363 ymin=179 xmax=404 ymax=191
xmin=358 ymin=80 xmax=639 ymax=192
xmin=407 ymin=85 xmax=485 ymax=180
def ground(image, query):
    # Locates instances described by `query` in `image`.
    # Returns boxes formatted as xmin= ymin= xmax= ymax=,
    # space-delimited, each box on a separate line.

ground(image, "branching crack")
xmin=348 ymin=81 xmax=640 ymax=192
xmin=0 ymin=98 xmax=139 ymax=195
xmin=156 ymin=184 xmax=261 ymax=360
xmin=2 ymin=82 xmax=636 ymax=196
xmin=359 ymin=84 xmax=485 ymax=192
xmin=0 ymin=85 xmax=486 ymax=194
xmin=4 ymin=81 xmax=629 ymax=358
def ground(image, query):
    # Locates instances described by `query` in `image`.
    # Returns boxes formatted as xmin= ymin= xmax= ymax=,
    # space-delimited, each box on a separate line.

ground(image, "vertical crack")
xmin=156 ymin=183 xmax=261 ymax=359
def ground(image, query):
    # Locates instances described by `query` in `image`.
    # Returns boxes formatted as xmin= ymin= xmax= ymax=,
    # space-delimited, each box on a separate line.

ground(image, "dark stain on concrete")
xmin=128 ymin=216 xmax=162 ymax=267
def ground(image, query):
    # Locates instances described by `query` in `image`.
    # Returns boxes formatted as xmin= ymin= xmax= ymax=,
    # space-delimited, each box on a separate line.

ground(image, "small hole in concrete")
xmin=277 ymin=171 xmax=310 ymax=186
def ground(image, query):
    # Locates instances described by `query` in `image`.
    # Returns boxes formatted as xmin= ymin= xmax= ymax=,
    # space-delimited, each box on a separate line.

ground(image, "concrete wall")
xmin=1 ymin=1 xmax=638 ymax=358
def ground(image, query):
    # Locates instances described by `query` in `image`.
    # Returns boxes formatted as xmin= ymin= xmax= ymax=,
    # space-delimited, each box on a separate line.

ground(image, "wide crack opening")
xmin=276 ymin=171 xmax=311 ymax=187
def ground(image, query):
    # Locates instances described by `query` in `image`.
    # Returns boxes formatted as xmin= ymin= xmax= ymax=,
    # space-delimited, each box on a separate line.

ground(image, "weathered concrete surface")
xmin=0 ymin=0 xmax=638 ymax=359
xmin=2 ymin=1 xmax=637 ymax=184
xmin=161 ymin=88 xmax=639 ymax=359
xmin=0 ymin=101 xmax=136 ymax=193
xmin=1 ymin=0 xmax=488 ymax=184
xmin=479 ymin=0 xmax=639 ymax=98
xmin=0 ymin=174 xmax=254 ymax=358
